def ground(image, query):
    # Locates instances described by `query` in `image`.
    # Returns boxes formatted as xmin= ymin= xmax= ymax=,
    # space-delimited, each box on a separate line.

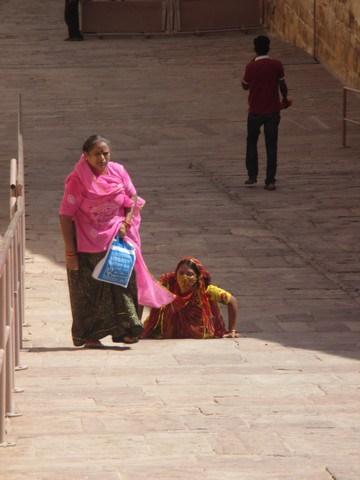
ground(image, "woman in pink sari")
xmin=59 ymin=135 xmax=174 ymax=348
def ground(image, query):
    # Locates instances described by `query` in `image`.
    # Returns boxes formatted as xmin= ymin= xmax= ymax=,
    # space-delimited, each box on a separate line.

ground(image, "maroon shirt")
xmin=243 ymin=56 xmax=285 ymax=114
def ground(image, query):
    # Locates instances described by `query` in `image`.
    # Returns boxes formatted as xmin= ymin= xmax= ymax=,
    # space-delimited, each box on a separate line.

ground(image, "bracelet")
xmin=122 ymin=220 xmax=131 ymax=229
xmin=66 ymin=252 xmax=77 ymax=257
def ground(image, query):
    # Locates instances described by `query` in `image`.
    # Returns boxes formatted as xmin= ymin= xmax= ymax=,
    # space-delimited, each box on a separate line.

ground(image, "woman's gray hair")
xmin=82 ymin=134 xmax=110 ymax=153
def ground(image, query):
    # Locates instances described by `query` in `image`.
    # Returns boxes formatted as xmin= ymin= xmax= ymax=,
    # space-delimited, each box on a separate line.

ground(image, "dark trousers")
xmin=64 ymin=0 xmax=82 ymax=38
xmin=246 ymin=112 xmax=280 ymax=185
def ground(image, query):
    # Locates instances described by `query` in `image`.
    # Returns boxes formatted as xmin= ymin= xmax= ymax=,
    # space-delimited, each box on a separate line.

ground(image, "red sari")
xmin=142 ymin=260 xmax=226 ymax=339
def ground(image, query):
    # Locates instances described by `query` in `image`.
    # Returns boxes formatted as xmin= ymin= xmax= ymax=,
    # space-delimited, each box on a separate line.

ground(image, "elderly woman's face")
xmin=85 ymin=141 xmax=110 ymax=174
xmin=176 ymin=264 xmax=198 ymax=293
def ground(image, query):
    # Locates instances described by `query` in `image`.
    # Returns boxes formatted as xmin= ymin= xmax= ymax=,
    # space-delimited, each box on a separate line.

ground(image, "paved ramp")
xmin=0 ymin=1 xmax=360 ymax=479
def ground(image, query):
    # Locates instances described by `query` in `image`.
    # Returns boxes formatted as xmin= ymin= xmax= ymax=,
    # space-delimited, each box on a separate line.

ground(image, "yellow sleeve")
xmin=206 ymin=284 xmax=232 ymax=304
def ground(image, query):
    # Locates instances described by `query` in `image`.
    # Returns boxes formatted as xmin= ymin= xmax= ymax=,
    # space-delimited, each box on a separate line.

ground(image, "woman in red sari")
xmin=142 ymin=257 xmax=239 ymax=339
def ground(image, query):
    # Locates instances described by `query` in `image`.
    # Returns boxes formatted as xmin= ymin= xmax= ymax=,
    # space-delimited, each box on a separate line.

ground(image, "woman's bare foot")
xmin=223 ymin=330 xmax=240 ymax=338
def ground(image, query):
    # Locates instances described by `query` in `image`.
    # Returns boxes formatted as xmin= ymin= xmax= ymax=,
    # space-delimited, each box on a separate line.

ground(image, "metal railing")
xmin=81 ymin=0 xmax=262 ymax=35
xmin=342 ymin=86 xmax=360 ymax=147
xmin=0 ymin=95 xmax=27 ymax=447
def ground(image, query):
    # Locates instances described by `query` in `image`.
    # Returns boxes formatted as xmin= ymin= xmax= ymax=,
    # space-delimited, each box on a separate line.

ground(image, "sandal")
xmin=223 ymin=330 xmax=240 ymax=339
xmin=84 ymin=338 xmax=104 ymax=348
xmin=112 ymin=336 xmax=138 ymax=344
xmin=112 ymin=336 xmax=123 ymax=343
xmin=122 ymin=335 xmax=139 ymax=344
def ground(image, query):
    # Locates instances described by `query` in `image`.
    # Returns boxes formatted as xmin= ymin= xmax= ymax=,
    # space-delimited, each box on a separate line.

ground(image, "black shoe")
xmin=244 ymin=178 xmax=257 ymax=185
xmin=112 ymin=336 xmax=123 ymax=343
xmin=65 ymin=35 xmax=84 ymax=41
xmin=264 ymin=183 xmax=276 ymax=191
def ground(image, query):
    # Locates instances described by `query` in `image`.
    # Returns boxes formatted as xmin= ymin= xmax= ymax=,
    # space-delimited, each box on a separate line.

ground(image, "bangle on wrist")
xmin=66 ymin=252 xmax=77 ymax=257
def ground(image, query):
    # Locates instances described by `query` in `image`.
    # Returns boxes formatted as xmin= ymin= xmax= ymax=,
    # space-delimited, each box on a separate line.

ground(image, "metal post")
xmin=9 ymin=158 xmax=17 ymax=220
xmin=0 ymin=275 xmax=7 ymax=446
xmin=14 ymin=227 xmax=27 ymax=374
xmin=13 ymin=230 xmax=21 ymax=368
xmin=19 ymin=214 xmax=28 ymax=332
xmin=0 ymin=348 xmax=6 ymax=445
xmin=5 ymin=255 xmax=21 ymax=419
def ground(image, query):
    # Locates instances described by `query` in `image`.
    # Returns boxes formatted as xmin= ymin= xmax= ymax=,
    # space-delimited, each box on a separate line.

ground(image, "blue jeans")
xmin=246 ymin=112 xmax=280 ymax=185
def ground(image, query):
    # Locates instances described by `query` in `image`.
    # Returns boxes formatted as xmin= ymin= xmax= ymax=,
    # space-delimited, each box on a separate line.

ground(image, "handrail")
xmin=81 ymin=0 xmax=262 ymax=35
xmin=342 ymin=86 xmax=360 ymax=147
xmin=0 ymin=94 xmax=26 ymax=447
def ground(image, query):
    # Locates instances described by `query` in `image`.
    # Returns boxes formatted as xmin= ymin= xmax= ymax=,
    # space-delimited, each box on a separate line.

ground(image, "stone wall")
xmin=264 ymin=0 xmax=360 ymax=89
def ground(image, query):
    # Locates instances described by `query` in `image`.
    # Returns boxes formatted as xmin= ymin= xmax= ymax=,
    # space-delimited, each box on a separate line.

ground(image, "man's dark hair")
xmin=254 ymin=35 xmax=270 ymax=55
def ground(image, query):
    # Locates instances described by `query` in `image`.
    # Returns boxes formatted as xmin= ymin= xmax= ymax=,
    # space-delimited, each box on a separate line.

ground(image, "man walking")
xmin=242 ymin=35 xmax=290 ymax=191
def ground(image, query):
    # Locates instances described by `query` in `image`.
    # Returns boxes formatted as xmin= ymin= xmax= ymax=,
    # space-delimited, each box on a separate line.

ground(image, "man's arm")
xmin=279 ymin=77 xmax=292 ymax=108
xmin=242 ymin=62 xmax=251 ymax=90
xmin=279 ymin=78 xmax=288 ymax=99
xmin=241 ymin=80 xmax=249 ymax=90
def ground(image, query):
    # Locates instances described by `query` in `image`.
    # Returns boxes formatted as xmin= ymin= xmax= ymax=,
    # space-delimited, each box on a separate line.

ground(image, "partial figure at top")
xmin=142 ymin=257 xmax=239 ymax=339
xmin=64 ymin=0 xmax=84 ymax=41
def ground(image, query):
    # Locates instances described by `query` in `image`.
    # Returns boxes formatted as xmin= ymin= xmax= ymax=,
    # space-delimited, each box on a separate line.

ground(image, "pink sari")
xmin=60 ymin=155 xmax=175 ymax=308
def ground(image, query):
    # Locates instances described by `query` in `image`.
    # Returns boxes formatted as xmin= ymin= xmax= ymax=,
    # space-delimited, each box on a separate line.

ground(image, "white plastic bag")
xmin=92 ymin=236 xmax=136 ymax=288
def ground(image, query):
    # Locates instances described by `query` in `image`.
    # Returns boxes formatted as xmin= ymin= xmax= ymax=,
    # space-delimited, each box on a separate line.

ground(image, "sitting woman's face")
xmin=85 ymin=141 xmax=111 ymax=174
xmin=176 ymin=263 xmax=198 ymax=293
